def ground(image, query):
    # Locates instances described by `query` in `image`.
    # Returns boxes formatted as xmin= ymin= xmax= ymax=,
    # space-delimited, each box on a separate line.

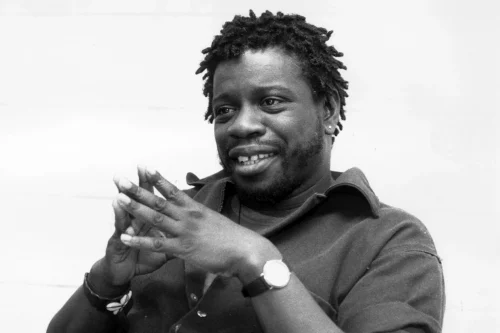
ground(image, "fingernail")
xmin=117 ymin=193 xmax=131 ymax=205
xmin=118 ymin=178 xmax=133 ymax=190
xmin=137 ymin=164 xmax=146 ymax=173
xmin=126 ymin=226 xmax=135 ymax=236
xmin=146 ymin=166 xmax=157 ymax=176
xmin=121 ymin=233 xmax=132 ymax=244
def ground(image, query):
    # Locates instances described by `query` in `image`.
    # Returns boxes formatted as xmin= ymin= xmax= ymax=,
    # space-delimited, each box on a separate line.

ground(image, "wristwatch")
xmin=242 ymin=259 xmax=291 ymax=297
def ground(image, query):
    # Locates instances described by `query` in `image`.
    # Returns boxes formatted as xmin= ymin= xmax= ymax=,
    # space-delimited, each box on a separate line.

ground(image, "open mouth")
xmin=232 ymin=152 xmax=277 ymax=176
xmin=236 ymin=153 xmax=276 ymax=165
xmin=227 ymin=144 xmax=280 ymax=177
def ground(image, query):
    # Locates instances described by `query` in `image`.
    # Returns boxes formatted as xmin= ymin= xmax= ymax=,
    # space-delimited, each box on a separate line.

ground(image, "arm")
xmin=46 ymin=261 xmax=129 ymax=333
xmin=47 ymin=287 xmax=112 ymax=333
xmin=240 ymin=230 xmax=443 ymax=333
xmin=116 ymin=168 xmax=444 ymax=333
xmin=116 ymin=167 xmax=346 ymax=333
xmin=47 ymin=167 xmax=167 ymax=333
xmin=244 ymin=270 xmax=344 ymax=333
xmin=231 ymin=233 xmax=443 ymax=333
xmin=337 ymin=242 xmax=445 ymax=332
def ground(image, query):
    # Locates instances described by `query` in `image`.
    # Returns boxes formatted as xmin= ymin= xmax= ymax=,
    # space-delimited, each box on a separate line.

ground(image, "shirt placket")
xmin=168 ymin=182 xmax=228 ymax=333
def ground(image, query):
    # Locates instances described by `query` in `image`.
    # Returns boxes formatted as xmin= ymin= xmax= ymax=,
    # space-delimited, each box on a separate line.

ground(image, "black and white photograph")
xmin=0 ymin=1 xmax=497 ymax=332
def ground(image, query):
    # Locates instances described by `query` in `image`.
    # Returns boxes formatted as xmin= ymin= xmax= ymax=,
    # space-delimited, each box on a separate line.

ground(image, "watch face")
xmin=263 ymin=260 xmax=291 ymax=288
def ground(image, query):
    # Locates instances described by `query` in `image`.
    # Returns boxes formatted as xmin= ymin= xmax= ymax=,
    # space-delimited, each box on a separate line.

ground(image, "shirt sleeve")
xmin=336 ymin=220 xmax=445 ymax=333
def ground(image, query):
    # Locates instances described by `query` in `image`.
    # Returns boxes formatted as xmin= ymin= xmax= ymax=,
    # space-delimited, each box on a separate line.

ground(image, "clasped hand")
xmin=114 ymin=167 xmax=279 ymax=282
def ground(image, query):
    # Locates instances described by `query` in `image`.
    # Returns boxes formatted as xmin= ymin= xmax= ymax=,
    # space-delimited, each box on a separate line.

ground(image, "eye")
xmin=214 ymin=106 xmax=236 ymax=118
xmin=261 ymin=98 xmax=283 ymax=107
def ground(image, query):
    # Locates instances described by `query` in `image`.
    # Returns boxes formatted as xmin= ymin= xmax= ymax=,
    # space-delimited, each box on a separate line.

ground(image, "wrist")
xmin=241 ymin=259 xmax=291 ymax=298
xmin=236 ymin=241 xmax=282 ymax=285
xmin=83 ymin=272 xmax=133 ymax=316
xmin=89 ymin=260 xmax=131 ymax=298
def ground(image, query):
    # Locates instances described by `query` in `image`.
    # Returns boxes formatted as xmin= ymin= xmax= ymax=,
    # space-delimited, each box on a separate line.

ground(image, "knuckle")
xmin=154 ymin=197 xmax=167 ymax=211
xmin=106 ymin=236 xmax=116 ymax=248
xmin=153 ymin=238 xmax=163 ymax=250
xmin=162 ymin=183 xmax=180 ymax=200
xmin=187 ymin=209 xmax=203 ymax=220
xmin=180 ymin=237 xmax=195 ymax=252
xmin=152 ymin=213 xmax=164 ymax=226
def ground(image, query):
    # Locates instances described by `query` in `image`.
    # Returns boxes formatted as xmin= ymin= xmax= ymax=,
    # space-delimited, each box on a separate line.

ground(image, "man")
xmin=48 ymin=10 xmax=445 ymax=333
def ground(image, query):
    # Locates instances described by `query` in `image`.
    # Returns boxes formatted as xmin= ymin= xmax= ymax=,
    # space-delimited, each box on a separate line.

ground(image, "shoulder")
xmin=328 ymin=167 xmax=438 ymax=256
xmin=375 ymin=203 xmax=438 ymax=256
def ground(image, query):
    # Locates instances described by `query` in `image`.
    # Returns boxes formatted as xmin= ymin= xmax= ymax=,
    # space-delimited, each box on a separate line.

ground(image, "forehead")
xmin=213 ymin=48 xmax=310 ymax=94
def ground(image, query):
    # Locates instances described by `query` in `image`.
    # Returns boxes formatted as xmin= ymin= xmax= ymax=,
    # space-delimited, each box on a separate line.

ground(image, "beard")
xmin=218 ymin=120 xmax=324 ymax=204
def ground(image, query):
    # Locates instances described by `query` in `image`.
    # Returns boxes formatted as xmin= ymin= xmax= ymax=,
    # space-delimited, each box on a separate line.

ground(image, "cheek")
xmin=214 ymin=126 xmax=228 ymax=154
xmin=214 ymin=126 xmax=224 ymax=143
xmin=272 ymin=118 xmax=310 ymax=143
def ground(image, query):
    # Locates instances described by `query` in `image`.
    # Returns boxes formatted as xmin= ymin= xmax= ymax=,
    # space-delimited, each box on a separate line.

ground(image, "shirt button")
xmin=197 ymin=310 xmax=207 ymax=318
xmin=174 ymin=323 xmax=181 ymax=332
xmin=190 ymin=293 xmax=198 ymax=302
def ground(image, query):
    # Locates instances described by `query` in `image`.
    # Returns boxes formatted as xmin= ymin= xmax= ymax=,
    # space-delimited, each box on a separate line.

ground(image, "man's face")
xmin=212 ymin=48 xmax=330 ymax=203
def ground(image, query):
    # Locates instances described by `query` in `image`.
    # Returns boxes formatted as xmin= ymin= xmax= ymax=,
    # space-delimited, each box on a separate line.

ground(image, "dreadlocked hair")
xmin=196 ymin=10 xmax=348 ymax=142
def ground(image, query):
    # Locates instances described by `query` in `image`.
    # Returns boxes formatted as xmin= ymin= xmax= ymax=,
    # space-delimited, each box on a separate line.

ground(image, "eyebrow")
xmin=212 ymin=85 xmax=296 ymax=104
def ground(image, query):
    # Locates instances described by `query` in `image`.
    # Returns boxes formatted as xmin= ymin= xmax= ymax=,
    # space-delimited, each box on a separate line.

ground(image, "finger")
xmin=125 ymin=226 xmax=135 ymax=236
xmin=138 ymin=164 xmax=154 ymax=193
xmin=116 ymin=177 xmax=149 ymax=202
xmin=131 ymin=218 xmax=151 ymax=235
xmin=149 ymin=227 xmax=172 ymax=239
xmin=130 ymin=218 xmax=172 ymax=239
xmin=116 ymin=193 xmax=183 ymax=236
xmin=145 ymin=166 xmax=189 ymax=205
xmin=113 ymin=175 xmax=124 ymax=193
xmin=115 ymin=176 xmax=179 ymax=219
xmin=113 ymin=175 xmax=136 ymax=222
xmin=112 ymin=199 xmax=131 ymax=234
xmin=120 ymin=233 xmax=181 ymax=255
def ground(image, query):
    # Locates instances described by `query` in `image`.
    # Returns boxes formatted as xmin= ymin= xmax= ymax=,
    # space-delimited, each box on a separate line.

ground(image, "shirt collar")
xmin=186 ymin=167 xmax=380 ymax=217
xmin=326 ymin=167 xmax=380 ymax=218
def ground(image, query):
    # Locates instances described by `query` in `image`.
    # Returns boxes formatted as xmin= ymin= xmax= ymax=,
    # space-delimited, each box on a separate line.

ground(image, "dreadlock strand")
xmin=196 ymin=10 xmax=348 ymax=133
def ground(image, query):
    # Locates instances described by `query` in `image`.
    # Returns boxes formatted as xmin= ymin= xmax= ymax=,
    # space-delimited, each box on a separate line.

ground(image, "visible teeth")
xmin=237 ymin=153 xmax=275 ymax=165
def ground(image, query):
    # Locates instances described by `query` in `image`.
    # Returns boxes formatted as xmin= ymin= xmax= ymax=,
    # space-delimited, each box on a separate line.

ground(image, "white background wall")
xmin=0 ymin=0 xmax=498 ymax=331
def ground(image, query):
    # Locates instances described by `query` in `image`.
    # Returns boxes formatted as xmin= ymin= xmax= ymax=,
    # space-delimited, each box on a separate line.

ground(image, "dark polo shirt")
xmin=125 ymin=168 xmax=445 ymax=333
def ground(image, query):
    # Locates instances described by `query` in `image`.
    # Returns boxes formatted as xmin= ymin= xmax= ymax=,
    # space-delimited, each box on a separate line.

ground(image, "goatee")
xmin=218 ymin=122 xmax=324 ymax=204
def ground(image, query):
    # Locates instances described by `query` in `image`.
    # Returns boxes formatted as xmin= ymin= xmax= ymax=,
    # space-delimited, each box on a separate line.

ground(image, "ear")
xmin=323 ymin=90 xmax=340 ymax=136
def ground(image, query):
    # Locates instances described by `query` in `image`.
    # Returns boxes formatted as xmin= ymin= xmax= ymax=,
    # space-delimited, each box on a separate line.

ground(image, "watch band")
xmin=83 ymin=273 xmax=133 ymax=315
xmin=242 ymin=275 xmax=271 ymax=297
xmin=241 ymin=260 xmax=291 ymax=298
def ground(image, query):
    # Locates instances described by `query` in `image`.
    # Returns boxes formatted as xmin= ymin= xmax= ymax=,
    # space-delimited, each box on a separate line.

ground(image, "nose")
xmin=226 ymin=104 xmax=266 ymax=139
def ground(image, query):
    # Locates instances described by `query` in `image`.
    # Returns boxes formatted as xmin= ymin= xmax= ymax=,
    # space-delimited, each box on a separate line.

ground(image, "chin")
xmin=219 ymin=154 xmax=304 ymax=204
xmin=232 ymin=172 xmax=299 ymax=205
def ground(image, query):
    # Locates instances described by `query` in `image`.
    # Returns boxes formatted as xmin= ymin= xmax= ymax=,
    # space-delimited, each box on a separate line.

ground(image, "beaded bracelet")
xmin=83 ymin=273 xmax=133 ymax=315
